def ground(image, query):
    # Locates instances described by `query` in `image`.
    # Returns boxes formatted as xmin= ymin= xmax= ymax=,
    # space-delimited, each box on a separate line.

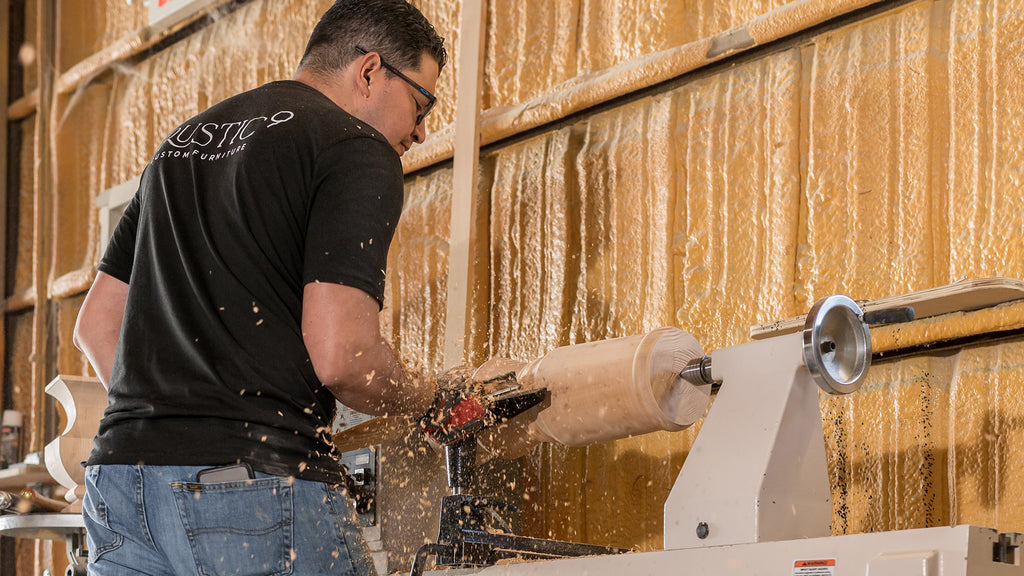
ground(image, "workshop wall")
xmin=4 ymin=0 xmax=1024 ymax=573
xmin=481 ymin=0 xmax=791 ymax=110
xmin=56 ymin=0 xmax=147 ymax=74
xmin=469 ymin=0 xmax=1024 ymax=553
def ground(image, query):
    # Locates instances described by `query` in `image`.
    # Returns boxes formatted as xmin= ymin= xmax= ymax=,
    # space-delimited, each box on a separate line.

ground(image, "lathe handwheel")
xmin=802 ymin=295 xmax=871 ymax=395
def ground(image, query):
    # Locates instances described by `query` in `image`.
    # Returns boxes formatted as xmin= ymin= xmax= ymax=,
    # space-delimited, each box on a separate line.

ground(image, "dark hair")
xmin=298 ymin=0 xmax=447 ymax=78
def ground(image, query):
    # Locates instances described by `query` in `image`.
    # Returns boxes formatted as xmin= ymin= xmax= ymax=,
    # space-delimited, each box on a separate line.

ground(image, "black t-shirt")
xmin=88 ymin=81 xmax=404 ymax=484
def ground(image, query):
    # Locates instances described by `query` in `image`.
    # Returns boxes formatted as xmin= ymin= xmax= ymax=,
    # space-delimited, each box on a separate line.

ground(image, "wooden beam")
xmin=50 ymin=266 xmax=94 ymax=300
xmin=443 ymin=0 xmax=487 ymax=368
xmin=6 ymin=91 xmax=36 ymax=122
xmin=29 ymin=0 xmax=56 ymax=456
xmin=1 ymin=0 xmax=11 ymax=414
xmin=4 ymin=288 xmax=34 ymax=314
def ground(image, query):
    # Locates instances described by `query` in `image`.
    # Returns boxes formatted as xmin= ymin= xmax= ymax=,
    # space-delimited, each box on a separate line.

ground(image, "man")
xmin=74 ymin=1 xmax=468 ymax=574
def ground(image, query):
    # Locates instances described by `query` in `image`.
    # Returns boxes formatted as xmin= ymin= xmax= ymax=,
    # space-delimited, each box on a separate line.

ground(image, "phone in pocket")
xmin=196 ymin=462 xmax=254 ymax=483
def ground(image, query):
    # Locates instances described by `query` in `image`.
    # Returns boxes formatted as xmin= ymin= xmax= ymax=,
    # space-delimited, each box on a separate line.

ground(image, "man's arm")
xmin=74 ymin=271 xmax=129 ymax=389
xmin=302 ymin=282 xmax=434 ymax=417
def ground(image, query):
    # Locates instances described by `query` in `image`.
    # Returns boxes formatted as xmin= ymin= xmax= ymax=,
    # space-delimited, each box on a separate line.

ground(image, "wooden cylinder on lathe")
xmin=477 ymin=327 xmax=710 ymax=458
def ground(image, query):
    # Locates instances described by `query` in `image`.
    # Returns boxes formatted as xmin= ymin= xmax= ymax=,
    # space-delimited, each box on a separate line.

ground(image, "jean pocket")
xmin=82 ymin=466 xmax=124 ymax=562
xmin=171 ymin=477 xmax=294 ymax=576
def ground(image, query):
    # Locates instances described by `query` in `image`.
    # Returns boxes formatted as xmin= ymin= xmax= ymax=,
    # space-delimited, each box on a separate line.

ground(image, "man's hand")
xmin=418 ymin=369 xmax=490 ymax=447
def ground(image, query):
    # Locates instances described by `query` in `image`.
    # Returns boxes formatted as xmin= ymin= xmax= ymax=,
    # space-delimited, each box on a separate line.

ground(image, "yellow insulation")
xmin=382 ymin=169 xmax=454 ymax=373
xmin=825 ymin=340 xmax=1024 ymax=533
xmin=53 ymin=84 xmax=112 ymax=280
xmin=12 ymin=118 xmax=37 ymax=296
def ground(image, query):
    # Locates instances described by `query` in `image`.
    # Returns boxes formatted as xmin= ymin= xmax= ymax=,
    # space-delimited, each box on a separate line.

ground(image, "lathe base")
xmin=424 ymin=525 xmax=1021 ymax=576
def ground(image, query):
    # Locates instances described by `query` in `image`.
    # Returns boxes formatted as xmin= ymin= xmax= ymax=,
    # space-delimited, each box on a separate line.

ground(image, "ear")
xmin=354 ymin=51 xmax=383 ymax=99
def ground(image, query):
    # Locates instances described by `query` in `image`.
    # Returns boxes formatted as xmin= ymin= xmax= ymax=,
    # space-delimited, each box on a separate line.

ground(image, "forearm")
xmin=303 ymin=282 xmax=436 ymax=418
xmin=328 ymin=338 xmax=434 ymax=417
xmin=74 ymin=272 xmax=128 ymax=389
xmin=76 ymin=337 xmax=118 ymax=390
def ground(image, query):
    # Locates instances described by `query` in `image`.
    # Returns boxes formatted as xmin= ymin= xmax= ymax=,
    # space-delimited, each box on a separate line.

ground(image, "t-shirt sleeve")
xmin=303 ymin=136 xmax=404 ymax=308
xmin=98 ymin=191 xmax=141 ymax=284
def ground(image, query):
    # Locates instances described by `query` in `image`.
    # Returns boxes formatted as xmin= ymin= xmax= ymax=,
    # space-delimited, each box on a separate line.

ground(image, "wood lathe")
xmin=414 ymin=293 xmax=1024 ymax=576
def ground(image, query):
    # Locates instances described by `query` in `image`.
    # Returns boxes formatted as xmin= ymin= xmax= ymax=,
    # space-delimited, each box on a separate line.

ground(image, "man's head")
xmin=297 ymin=0 xmax=447 ymax=156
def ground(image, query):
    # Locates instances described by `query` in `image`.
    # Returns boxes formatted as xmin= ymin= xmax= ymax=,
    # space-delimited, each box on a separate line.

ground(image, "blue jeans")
xmin=83 ymin=465 xmax=376 ymax=576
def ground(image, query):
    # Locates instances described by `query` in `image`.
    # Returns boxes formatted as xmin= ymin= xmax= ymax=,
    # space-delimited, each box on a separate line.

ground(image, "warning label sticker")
xmin=793 ymin=559 xmax=836 ymax=575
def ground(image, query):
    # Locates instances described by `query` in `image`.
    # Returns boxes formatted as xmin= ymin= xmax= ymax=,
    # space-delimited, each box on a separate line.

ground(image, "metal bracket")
xmin=64 ymin=529 xmax=88 ymax=576
xmin=995 ymin=532 xmax=1023 ymax=565
xmin=340 ymin=447 xmax=377 ymax=526
xmin=410 ymin=494 xmax=628 ymax=576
